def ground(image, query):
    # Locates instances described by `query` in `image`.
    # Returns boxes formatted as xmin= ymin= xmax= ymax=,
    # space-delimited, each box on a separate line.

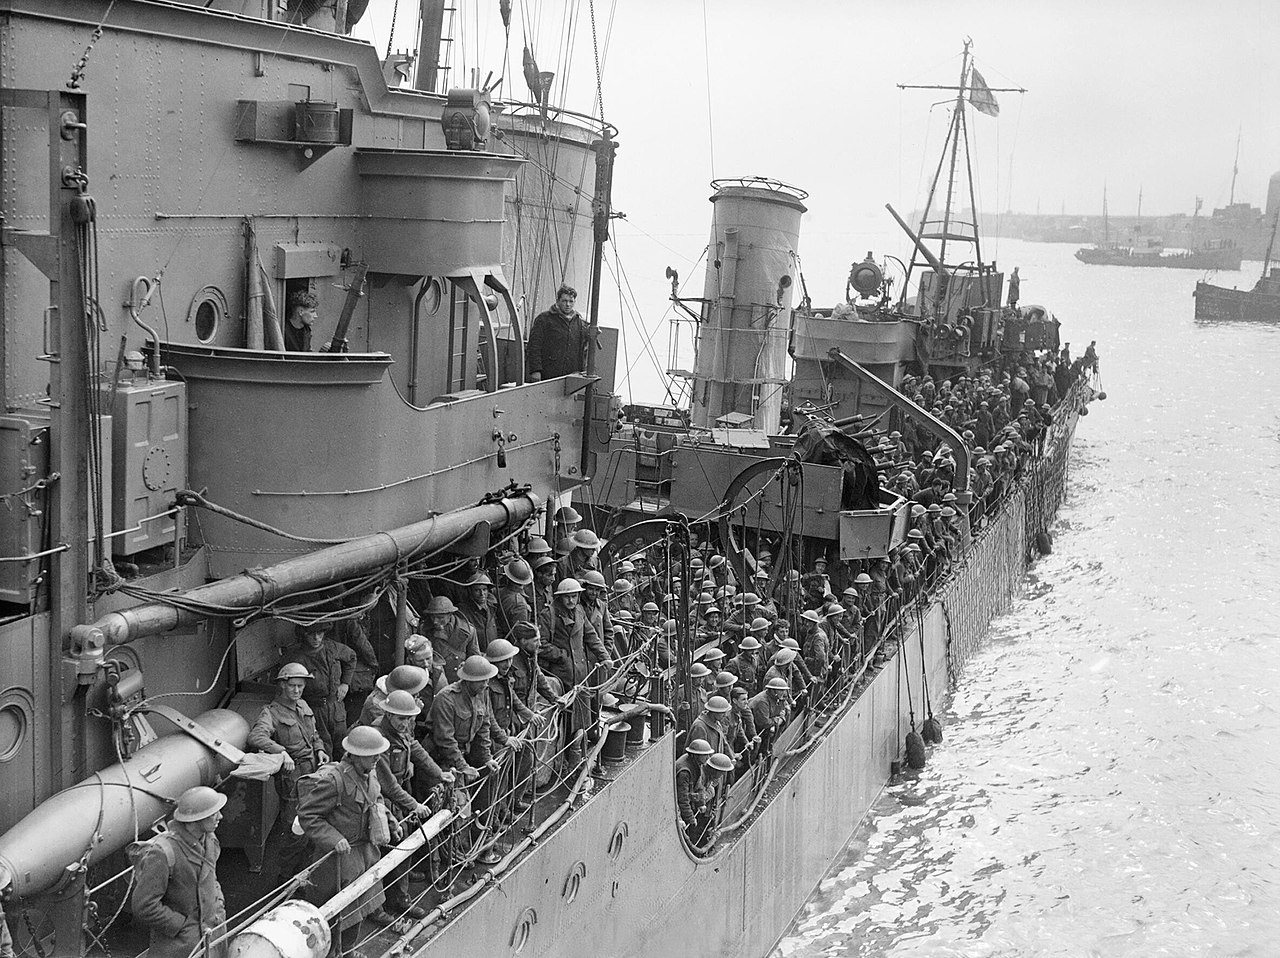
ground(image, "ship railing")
xmin=689 ymin=371 xmax=1099 ymax=852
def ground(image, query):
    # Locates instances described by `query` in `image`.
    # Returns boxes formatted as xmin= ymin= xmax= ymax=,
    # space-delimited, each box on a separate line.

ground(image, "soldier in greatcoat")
xmin=298 ymin=726 xmax=398 ymax=949
xmin=456 ymin=572 xmax=498 ymax=650
xmin=539 ymin=578 xmax=614 ymax=766
xmin=130 ymin=786 xmax=228 ymax=958
xmin=497 ymin=558 xmax=535 ymax=639
xmin=248 ymin=662 xmax=327 ymax=883
xmin=285 ymin=622 xmax=355 ymax=757
xmin=423 ymin=595 xmax=480 ymax=685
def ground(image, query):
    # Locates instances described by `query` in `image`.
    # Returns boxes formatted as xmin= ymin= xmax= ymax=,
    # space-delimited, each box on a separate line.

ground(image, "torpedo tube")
xmin=0 ymin=709 xmax=248 ymax=898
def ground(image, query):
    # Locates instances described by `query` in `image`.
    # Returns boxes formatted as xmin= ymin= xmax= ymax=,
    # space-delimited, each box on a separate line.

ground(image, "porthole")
xmin=186 ymin=285 xmax=228 ymax=344
xmin=0 ymin=688 xmax=34 ymax=762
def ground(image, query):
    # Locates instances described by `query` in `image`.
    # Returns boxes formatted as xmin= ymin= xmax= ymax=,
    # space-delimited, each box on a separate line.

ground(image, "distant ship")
xmin=1194 ymin=211 xmax=1280 ymax=321
xmin=1075 ymin=238 xmax=1243 ymax=270
xmin=1075 ymin=186 xmax=1242 ymax=270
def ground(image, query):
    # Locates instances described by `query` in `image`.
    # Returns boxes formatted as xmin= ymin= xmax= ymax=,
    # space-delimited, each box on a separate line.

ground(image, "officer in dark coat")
xmin=456 ymin=572 xmax=498 ymax=650
xmin=248 ymin=662 xmax=327 ymax=883
xmin=540 ymin=578 xmax=615 ymax=765
xmin=525 ymin=284 xmax=587 ymax=381
xmin=298 ymin=726 xmax=397 ymax=946
xmin=130 ymin=787 xmax=228 ymax=958
xmin=286 ymin=622 xmax=356 ymax=757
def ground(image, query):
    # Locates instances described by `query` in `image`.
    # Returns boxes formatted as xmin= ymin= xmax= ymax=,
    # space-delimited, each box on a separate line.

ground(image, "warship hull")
xmin=408 ymin=388 xmax=1085 ymax=958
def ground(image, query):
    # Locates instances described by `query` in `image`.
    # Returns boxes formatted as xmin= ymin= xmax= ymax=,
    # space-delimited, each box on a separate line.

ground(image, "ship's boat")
xmin=0 ymin=9 xmax=1098 ymax=958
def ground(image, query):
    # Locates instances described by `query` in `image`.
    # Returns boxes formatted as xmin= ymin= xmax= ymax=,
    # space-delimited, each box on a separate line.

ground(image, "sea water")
xmin=771 ymin=241 xmax=1280 ymax=957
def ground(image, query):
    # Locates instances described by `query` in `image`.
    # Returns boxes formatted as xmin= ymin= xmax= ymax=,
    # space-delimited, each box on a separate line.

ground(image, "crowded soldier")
xmin=238 ymin=343 xmax=1094 ymax=915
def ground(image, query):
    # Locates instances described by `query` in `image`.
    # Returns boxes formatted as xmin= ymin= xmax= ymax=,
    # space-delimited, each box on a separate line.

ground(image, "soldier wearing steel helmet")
xmin=674 ymin=738 xmax=714 ymax=840
xmin=748 ymin=676 xmax=792 ymax=748
xmin=370 ymin=690 xmax=452 ymax=920
xmin=285 ymin=621 xmax=356 ymax=757
xmin=430 ymin=654 xmax=503 ymax=783
xmin=298 ymin=725 xmax=399 ymax=951
xmin=130 ymin=786 xmax=228 ymax=958
xmin=542 ymin=577 xmax=614 ymax=767
xmin=423 ymin=595 xmax=480 ymax=684
xmin=248 ymin=662 xmax=327 ymax=882
xmin=497 ymin=557 xmax=535 ymax=640
xmin=557 ymin=527 xmax=602 ymax=585
xmin=486 ymin=637 xmax=545 ymax=815
xmin=725 ymin=630 xmax=765 ymax=697
xmin=579 ymin=569 xmax=613 ymax=659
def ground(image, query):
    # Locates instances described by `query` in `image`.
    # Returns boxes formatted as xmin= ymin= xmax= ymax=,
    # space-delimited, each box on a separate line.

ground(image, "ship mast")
xmin=898 ymin=40 xmax=1024 ymax=311
xmin=1229 ymin=126 xmax=1242 ymax=206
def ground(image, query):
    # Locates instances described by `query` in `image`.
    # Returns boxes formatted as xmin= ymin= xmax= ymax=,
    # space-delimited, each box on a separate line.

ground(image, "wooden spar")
xmin=937 ymin=41 xmax=970 ymax=270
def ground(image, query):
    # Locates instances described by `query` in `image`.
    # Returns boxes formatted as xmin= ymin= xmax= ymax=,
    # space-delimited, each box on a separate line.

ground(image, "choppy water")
xmin=771 ymin=242 xmax=1280 ymax=958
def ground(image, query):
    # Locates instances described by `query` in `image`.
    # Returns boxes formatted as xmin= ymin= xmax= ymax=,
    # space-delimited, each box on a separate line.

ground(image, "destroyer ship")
xmin=0 ymin=6 xmax=1098 ymax=958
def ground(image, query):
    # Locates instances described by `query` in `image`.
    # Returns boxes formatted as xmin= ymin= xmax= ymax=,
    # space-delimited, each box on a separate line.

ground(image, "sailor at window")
xmin=283 ymin=289 xmax=319 ymax=351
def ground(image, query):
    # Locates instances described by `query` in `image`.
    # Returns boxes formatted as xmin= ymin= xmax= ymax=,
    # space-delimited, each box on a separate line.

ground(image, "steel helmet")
xmin=486 ymin=638 xmax=519 ymax=663
xmin=531 ymin=555 xmax=557 ymax=572
xmin=343 ymin=725 xmax=390 ymax=757
xmin=765 ymin=676 xmax=791 ymax=691
xmin=708 ymin=752 xmax=734 ymax=773
xmin=689 ymin=556 xmax=705 ymax=570
xmin=689 ymin=662 xmax=712 ymax=679
xmin=813 ymin=556 xmax=828 ymax=568
xmin=172 ymin=786 xmax=227 ymax=823
xmin=555 ymin=504 xmax=582 ymax=524
xmin=276 ymin=662 xmax=313 ymax=682
xmin=614 ymin=609 xmax=635 ymax=622
xmin=581 ymin=570 xmax=607 ymax=589
xmin=571 ymin=529 xmax=601 ymax=550
xmin=426 ymin=596 xmax=457 ymax=614
xmin=467 ymin=572 xmax=494 ymax=588
xmin=612 ymin=579 xmax=633 ymax=594
xmin=800 ymin=609 xmax=821 ymax=623
xmin=825 ymin=603 xmax=845 ymax=616
xmin=855 ymin=573 xmax=874 ymax=584
xmin=774 ymin=648 xmax=797 ymax=665
xmin=685 ymin=738 xmax=713 ymax=756
xmin=504 ymin=559 xmax=534 ymax=585
xmin=705 ymin=606 xmax=722 ymax=618
xmin=697 ymin=592 xmax=714 ymax=606
xmin=555 ymin=536 xmax=574 ymax=557
xmin=749 ymin=617 xmax=770 ymax=632
xmin=555 ymin=578 xmax=584 ymax=596
xmin=387 ymin=664 xmax=430 ymax=695
xmin=754 ymin=569 xmax=770 ymax=580
xmin=382 ymin=690 xmax=422 ymax=717
xmin=618 ymin=560 xmax=636 ymax=574
xmin=743 ymin=593 xmax=760 ymax=606
xmin=665 ymin=620 xmax=678 ymax=635
xmin=910 ymin=504 xmax=926 ymax=517
xmin=738 ymin=636 xmax=762 ymax=651
xmin=458 ymin=654 xmax=498 ymax=682
xmin=701 ymin=648 xmax=725 ymax=663
xmin=526 ymin=536 xmax=552 ymax=556
xmin=706 ymin=695 xmax=730 ymax=713
xmin=641 ymin=601 xmax=660 ymax=613
xmin=708 ymin=555 xmax=725 ymax=569
xmin=714 ymin=671 xmax=738 ymax=689
xmin=907 ymin=529 xmax=925 ymax=540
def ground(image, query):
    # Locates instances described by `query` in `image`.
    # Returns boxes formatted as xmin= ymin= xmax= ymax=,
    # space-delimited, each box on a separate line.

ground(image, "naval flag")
xmin=969 ymin=67 xmax=1000 ymax=117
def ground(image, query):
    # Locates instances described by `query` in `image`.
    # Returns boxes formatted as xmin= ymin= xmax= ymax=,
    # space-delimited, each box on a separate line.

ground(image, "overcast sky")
xmin=354 ymin=0 xmax=1280 ymax=397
